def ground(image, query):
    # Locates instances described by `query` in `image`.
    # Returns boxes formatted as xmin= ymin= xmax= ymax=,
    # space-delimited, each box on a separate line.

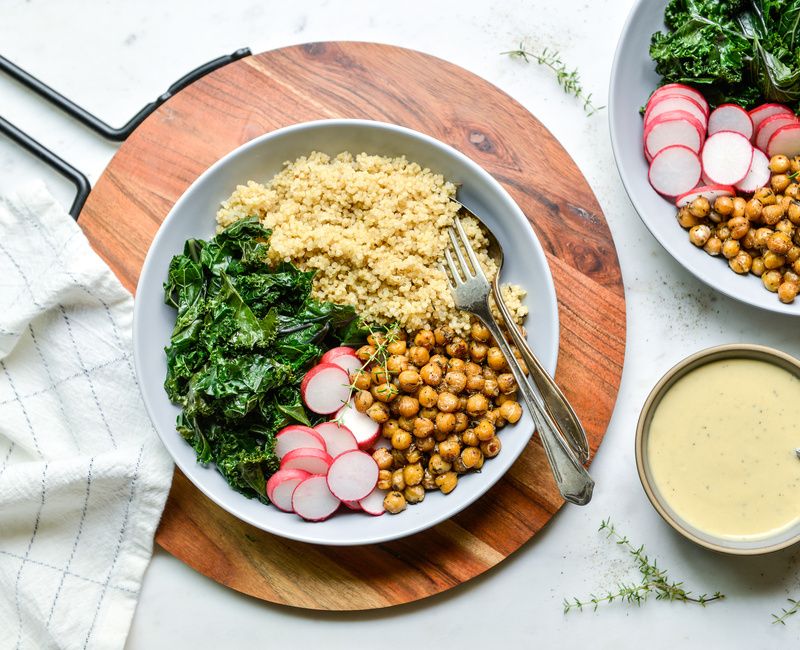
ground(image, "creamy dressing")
xmin=648 ymin=358 xmax=800 ymax=541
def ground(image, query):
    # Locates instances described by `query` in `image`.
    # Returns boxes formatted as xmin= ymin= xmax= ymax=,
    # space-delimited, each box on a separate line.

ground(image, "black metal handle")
xmin=0 ymin=48 xmax=251 ymax=141
xmin=0 ymin=47 xmax=251 ymax=220
xmin=0 ymin=116 xmax=90 ymax=220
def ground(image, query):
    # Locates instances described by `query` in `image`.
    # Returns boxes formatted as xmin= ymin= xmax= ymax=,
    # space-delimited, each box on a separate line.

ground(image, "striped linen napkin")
xmin=0 ymin=182 xmax=173 ymax=649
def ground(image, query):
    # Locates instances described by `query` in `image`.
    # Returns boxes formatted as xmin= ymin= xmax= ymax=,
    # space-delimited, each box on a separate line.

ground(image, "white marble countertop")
xmin=3 ymin=0 xmax=799 ymax=647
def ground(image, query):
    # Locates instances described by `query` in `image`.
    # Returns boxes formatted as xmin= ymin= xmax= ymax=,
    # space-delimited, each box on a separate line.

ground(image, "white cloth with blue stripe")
xmin=0 ymin=182 xmax=173 ymax=649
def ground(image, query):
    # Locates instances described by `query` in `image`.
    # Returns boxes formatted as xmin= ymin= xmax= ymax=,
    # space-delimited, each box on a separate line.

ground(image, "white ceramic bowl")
xmin=133 ymin=119 xmax=559 ymax=545
xmin=609 ymin=0 xmax=800 ymax=316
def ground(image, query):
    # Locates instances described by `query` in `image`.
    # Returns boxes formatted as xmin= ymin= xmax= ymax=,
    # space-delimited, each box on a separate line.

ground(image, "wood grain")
xmin=79 ymin=42 xmax=626 ymax=610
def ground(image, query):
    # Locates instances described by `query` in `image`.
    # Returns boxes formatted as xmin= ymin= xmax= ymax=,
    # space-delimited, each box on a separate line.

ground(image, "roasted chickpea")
xmin=470 ymin=321 xmax=491 ymax=342
xmin=785 ymin=270 xmax=800 ymax=285
xmin=467 ymin=340 xmax=488 ymax=363
xmin=429 ymin=354 xmax=448 ymax=369
xmin=764 ymin=250 xmax=786 ymax=270
xmin=356 ymin=345 xmax=376 ymax=362
xmin=480 ymin=436 xmax=502 ymax=458
xmin=420 ymin=362 xmax=443 ymax=386
xmin=486 ymin=347 xmax=508 ymax=371
xmin=496 ymin=373 xmax=517 ymax=394
xmin=755 ymin=187 xmax=777 ymax=205
xmin=712 ymin=195 xmax=734 ymax=216
xmin=464 ymin=361 xmax=482 ymax=376
xmin=454 ymin=412 xmax=469 ymax=433
xmin=397 ymin=415 xmax=414 ymax=432
xmin=366 ymin=402 xmax=390 ymax=423
xmin=391 ymin=448 xmax=407 ymax=468
xmin=396 ymin=395 xmax=419 ymax=419
xmin=438 ymin=438 xmax=461 ymax=462
xmin=404 ymin=444 xmax=422 ymax=465
xmin=416 ymin=385 xmax=437 ymax=409
xmin=727 ymin=216 xmax=749 ymax=240
xmin=754 ymin=227 xmax=774 ymax=249
xmin=742 ymin=227 xmax=758 ymax=249
xmin=770 ymin=154 xmax=791 ymax=173
xmin=788 ymin=183 xmax=800 ymax=199
xmin=351 ymin=369 xmax=371 ymax=391
xmin=391 ymin=430 xmax=412 ymax=451
xmin=763 ymin=269 xmax=783 ymax=292
xmin=408 ymin=346 xmax=430 ymax=367
xmin=444 ymin=338 xmax=467 ymax=359
xmin=354 ymin=389 xmax=373 ymax=412
xmin=716 ymin=225 xmax=731 ymax=241
xmin=677 ymin=207 xmax=700 ymax=228
xmin=762 ymin=203 xmax=786 ymax=225
xmin=413 ymin=416 xmax=434 ymax=438
xmin=728 ymin=250 xmax=752 ymax=274
xmin=751 ymin=256 xmax=766 ymax=277
xmin=768 ymin=231 xmax=793 ymax=255
xmin=721 ymin=238 xmax=740 ymax=260
xmin=689 ymin=224 xmax=711 ymax=246
xmin=372 ymin=448 xmax=394 ymax=471
xmin=460 ymin=447 xmax=484 ymax=469
xmin=482 ymin=378 xmax=500 ymax=398
xmin=461 ymin=428 xmax=480 ymax=447
xmin=732 ymin=196 xmax=747 ymax=219
xmin=703 ymin=236 xmax=722 ymax=256
xmin=377 ymin=469 xmax=392 ymax=490
xmin=373 ymin=382 xmax=399 ymax=403
xmin=446 ymin=358 xmax=465 ymax=373
xmin=474 ymin=418 xmax=496 ymax=442
xmin=435 ymin=411 xmax=456 ymax=434
xmin=465 ymin=373 xmax=485 ymax=393
xmin=436 ymin=391 xmax=459 ymax=413
xmin=371 ymin=365 xmax=390 ymax=385
xmin=416 ymin=436 xmax=435 ymax=452
xmin=383 ymin=419 xmax=401 ymax=439
xmin=397 ymin=369 xmax=421 ymax=393
xmin=428 ymin=453 xmax=452 ymax=475
xmin=386 ymin=339 xmax=407 ymax=356
xmin=401 ymin=462 xmax=423 ymax=487
xmin=788 ymin=245 xmax=800 ymax=263
xmin=414 ymin=329 xmax=435 ymax=349
xmin=688 ymin=196 xmax=711 ymax=218
xmin=366 ymin=332 xmax=385 ymax=347
xmin=491 ymin=409 xmax=507 ymax=429
xmin=404 ymin=484 xmax=425 ymax=504
xmin=384 ymin=491 xmax=406 ymax=514
xmin=794 ymin=259 xmax=800 ymax=275
xmin=777 ymin=218 xmax=794 ymax=235
xmin=772 ymin=173 xmax=792 ymax=194
xmin=499 ymin=400 xmax=523 ymax=424
xmin=745 ymin=198 xmax=764 ymax=221
xmin=433 ymin=327 xmax=454 ymax=346
xmin=466 ymin=393 xmax=489 ymax=417
xmin=386 ymin=354 xmax=408 ymax=375
xmin=788 ymin=200 xmax=800 ymax=225
xmin=419 ymin=407 xmax=438 ymax=421
xmin=390 ymin=468 xmax=406 ymax=491
xmin=779 ymin=281 xmax=799 ymax=303
xmin=443 ymin=371 xmax=467 ymax=394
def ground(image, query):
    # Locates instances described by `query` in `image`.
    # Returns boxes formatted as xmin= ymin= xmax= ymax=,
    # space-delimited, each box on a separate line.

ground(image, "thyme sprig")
xmin=502 ymin=44 xmax=604 ymax=116
xmin=563 ymin=519 xmax=724 ymax=613
xmin=772 ymin=598 xmax=800 ymax=625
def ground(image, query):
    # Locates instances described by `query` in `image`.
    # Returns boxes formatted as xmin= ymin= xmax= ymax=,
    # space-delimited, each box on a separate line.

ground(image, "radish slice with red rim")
xmin=648 ymin=145 xmax=702 ymax=198
xmin=675 ymin=184 xmax=735 ymax=208
xmin=755 ymin=114 xmax=797 ymax=152
xmin=274 ymin=425 xmax=326 ymax=459
xmin=645 ymin=94 xmax=708 ymax=130
xmin=358 ymin=488 xmax=386 ymax=516
xmin=267 ymin=468 xmax=310 ymax=512
xmin=749 ymin=103 xmax=794 ymax=132
xmin=300 ymin=362 xmax=350 ymax=414
xmin=701 ymin=131 xmax=754 ymax=186
xmin=327 ymin=450 xmax=379 ymax=502
xmin=767 ymin=123 xmax=800 ymax=158
xmin=314 ymin=421 xmax=359 ymax=458
xmin=291 ymin=475 xmax=341 ymax=521
xmin=735 ymin=149 xmax=771 ymax=194
xmin=343 ymin=500 xmax=362 ymax=511
xmin=707 ymin=104 xmax=753 ymax=140
xmin=280 ymin=447 xmax=333 ymax=475
xmin=320 ymin=347 xmax=363 ymax=376
xmin=649 ymin=83 xmax=709 ymax=116
xmin=644 ymin=111 xmax=705 ymax=159
xmin=335 ymin=401 xmax=380 ymax=449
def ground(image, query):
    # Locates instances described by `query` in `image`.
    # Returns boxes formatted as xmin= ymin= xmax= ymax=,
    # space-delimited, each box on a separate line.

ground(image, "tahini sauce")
xmin=648 ymin=358 xmax=800 ymax=540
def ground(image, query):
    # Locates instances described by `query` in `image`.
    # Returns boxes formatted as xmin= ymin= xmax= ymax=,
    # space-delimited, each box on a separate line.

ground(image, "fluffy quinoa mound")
xmin=216 ymin=151 xmax=527 ymax=332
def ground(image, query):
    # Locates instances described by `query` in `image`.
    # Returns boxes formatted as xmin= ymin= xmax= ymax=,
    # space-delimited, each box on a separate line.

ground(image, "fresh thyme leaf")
xmin=772 ymin=598 xmax=800 ymax=625
xmin=502 ymin=43 xmax=605 ymax=116
xmin=564 ymin=518 xmax=725 ymax=613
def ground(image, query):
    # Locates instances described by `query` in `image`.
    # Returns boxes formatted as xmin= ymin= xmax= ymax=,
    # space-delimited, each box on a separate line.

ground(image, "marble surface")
xmin=2 ymin=0 xmax=799 ymax=647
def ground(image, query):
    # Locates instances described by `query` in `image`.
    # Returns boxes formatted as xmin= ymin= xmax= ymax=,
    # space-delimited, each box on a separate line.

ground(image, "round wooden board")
xmin=79 ymin=42 xmax=626 ymax=610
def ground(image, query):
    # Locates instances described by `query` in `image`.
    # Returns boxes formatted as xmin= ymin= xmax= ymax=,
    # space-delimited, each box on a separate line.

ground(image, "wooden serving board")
xmin=79 ymin=43 xmax=626 ymax=610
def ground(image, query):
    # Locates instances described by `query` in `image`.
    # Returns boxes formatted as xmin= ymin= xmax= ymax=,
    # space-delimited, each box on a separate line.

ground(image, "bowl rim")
xmin=132 ymin=117 xmax=560 ymax=545
xmin=608 ymin=0 xmax=800 ymax=317
xmin=635 ymin=343 xmax=800 ymax=555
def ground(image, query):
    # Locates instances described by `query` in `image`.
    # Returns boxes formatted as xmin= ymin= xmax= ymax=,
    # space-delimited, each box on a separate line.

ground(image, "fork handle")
xmin=492 ymin=284 xmax=590 ymax=463
xmin=475 ymin=311 xmax=594 ymax=505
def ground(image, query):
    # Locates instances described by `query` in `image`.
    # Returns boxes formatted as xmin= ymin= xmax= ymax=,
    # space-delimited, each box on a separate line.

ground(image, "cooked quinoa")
xmin=216 ymin=151 xmax=527 ymax=332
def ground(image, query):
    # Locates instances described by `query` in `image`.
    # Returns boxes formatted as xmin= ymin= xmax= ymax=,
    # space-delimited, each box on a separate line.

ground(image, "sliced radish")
xmin=650 ymin=83 xmax=709 ymax=116
xmin=645 ymin=94 xmax=708 ymax=130
xmin=755 ymin=114 xmax=797 ymax=152
xmin=267 ymin=468 xmax=310 ymax=512
xmin=701 ymin=131 xmax=754 ymax=185
xmin=291 ymin=475 xmax=340 ymax=521
xmin=644 ymin=111 xmax=705 ymax=159
xmin=767 ymin=123 xmax=800 ymax=158
xmin=675 ymin=184 xmax=735 ymax=208
xmin=371 ymin=436 xmax=393 ymax=451
xmin=314 ymin=421 xmax=359 ymax=458
xmin=358 ymin=488 xmax=386 ymax=516
xmin=707 ymin=104 xmax=753 ymax=140
xmin=320 ymin=347 xmax=362 ymax=375
xmin=280 ymin=447 xmax=333 ymax=475
xmin=343 ymin=500 xmax=362 ymax=511
xmin=749 ymin=103 xmax=794 ymax=132
xmin=648 ymin=145 xmax=702 ymax=197
xmin=736 ymin=148 xmax=771 ymax=193
xmin=327 ymin=450 xmax=379 ymax=502
xmin=300 ymin=362 xmax=350 ymax=414
xmin=335 ymin=401 xmax=380 ymax=449
xmin=274 ymin=425 xmax=326 ymax=459
xmin=320 ymin=346 xmax=357 ymax=363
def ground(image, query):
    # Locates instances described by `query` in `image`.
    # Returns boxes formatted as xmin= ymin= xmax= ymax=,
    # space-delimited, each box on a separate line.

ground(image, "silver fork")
xmin=441 ymin=216 xmax=594 ymax=505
